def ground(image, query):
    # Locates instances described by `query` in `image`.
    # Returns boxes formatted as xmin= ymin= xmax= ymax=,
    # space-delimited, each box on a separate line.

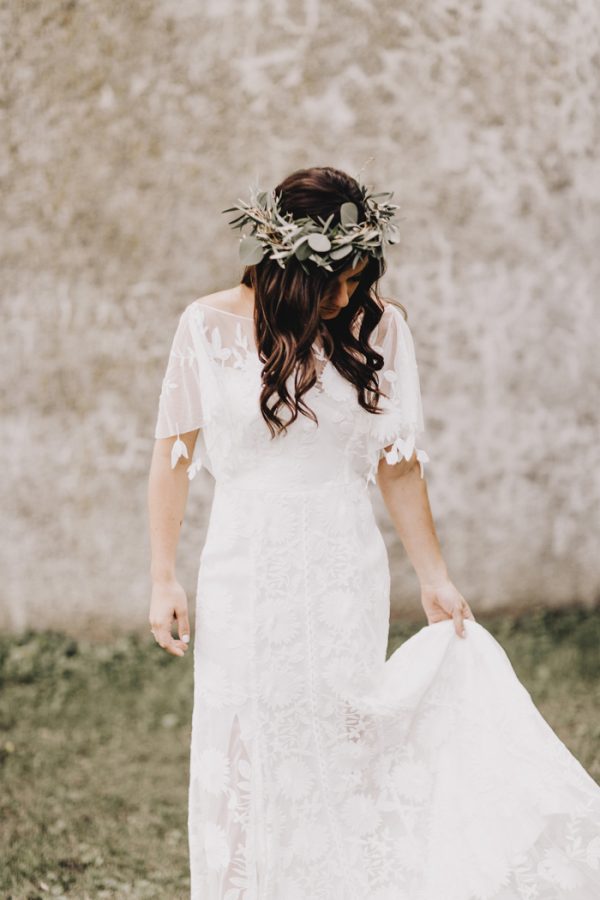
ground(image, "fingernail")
xmin=182 ymin=634 xmax=190 ymax=643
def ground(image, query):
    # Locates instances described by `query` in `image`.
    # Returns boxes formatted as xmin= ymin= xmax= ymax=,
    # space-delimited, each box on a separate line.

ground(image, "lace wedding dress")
xmin=154 ymin=298 xmax=600 ymax=899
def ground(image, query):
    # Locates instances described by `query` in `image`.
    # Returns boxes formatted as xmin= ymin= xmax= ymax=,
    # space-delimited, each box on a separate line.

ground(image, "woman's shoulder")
xmin=191 ymin=285 xmax=254 ymax=318
xmin=379 ymin=297 xmax=408 ymax=322
xmin=370 ymin=299 xmax=417 ymax=353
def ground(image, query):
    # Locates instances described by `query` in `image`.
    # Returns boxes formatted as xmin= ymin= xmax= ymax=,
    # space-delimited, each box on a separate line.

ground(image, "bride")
xmin=148 ymin=165 xmax=600 ymax=899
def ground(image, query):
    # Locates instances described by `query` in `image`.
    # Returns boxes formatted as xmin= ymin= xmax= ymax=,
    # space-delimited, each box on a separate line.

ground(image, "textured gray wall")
xmin=3 ymin=0 xmax=599 ymax=634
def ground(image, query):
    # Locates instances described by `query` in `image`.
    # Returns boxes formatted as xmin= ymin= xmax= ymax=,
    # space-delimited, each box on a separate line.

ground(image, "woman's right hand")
xmin=149 ymin=578 xmax=191 ymax=657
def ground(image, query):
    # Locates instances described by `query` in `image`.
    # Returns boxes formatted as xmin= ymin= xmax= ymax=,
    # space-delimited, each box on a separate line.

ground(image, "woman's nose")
xmin=335 ymin=283 xmax=349 ymax=305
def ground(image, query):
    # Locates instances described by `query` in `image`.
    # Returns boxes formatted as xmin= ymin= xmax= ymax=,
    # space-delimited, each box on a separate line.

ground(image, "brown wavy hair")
xmin=239 ymin=166 xmax=407 ymax=437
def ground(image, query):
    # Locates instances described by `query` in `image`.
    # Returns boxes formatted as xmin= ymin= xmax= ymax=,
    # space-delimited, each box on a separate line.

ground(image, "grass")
xmin=1 ymin=606 xmax=599 ymax=898
xmin=0 ymin=633 xmax=193 ymax=899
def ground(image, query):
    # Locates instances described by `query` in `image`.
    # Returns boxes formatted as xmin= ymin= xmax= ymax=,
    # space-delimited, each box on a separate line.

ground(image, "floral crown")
xmin=221 ymin=176 xmax=402 ymax=275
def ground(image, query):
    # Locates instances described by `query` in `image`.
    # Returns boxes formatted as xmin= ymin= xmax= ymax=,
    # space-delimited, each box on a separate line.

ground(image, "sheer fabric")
xmin=153 ymin=299 xmax=600 ymax=899
xmin=154 ymin=300 xmax=430 ymax=484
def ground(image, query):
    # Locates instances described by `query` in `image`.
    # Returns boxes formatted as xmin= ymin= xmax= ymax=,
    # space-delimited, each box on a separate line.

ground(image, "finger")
xmin=460 ymin=600 xmax=476 ymax=623
xmin=152 ymin=624 xmax=185 ymax=657
xmin=151 ymin=616 xmax=189 ymax=655
xmin=453 ymin=605 xmax=466 ymax=638
xmin=176 ymin=607 xmax=191 ymax=646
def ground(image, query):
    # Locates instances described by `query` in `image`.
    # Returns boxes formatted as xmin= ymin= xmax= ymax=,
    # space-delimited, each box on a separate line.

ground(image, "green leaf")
xmin=340 ymin=202 xmax=358 ymax=226
xmin=317 ymin=213 xmax=335 ymax=231
xmin=330 ymin=244 xmax=353 ymax=260
xmin=295 ymin=241 xmax=312 ymax=260
xmin=291 ymin=234 xmax=309 ymax=250
xmin=307 ymin=233 xmax=331 ymax=252
xmin=333 ymin=233 xmax=356 ymax=246
xmin=309 ymin=254 xmax=333 ymax=270
xmin=239 ymin=236 xmax=265 ymax=265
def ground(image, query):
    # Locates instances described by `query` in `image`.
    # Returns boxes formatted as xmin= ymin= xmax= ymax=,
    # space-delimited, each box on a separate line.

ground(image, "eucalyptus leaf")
xmin=295 ymin=241 xmax=312 ymax=260
xmin=340 ymin=202 xmax=358 ymax=226
xmin=307 ymin=233 xmax=332 ymax=252
xmin=291 ymin=234 xmax=310 ymax=250
xmin=239 ymin=235 xmax=265 ymax=265
xmin=330 ymin=244 xmax=353 ymax=260
xmin=225 ymin=177 xmax=402 ymax=272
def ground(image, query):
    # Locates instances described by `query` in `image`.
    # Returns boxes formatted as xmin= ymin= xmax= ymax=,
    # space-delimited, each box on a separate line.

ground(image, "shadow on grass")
xmin=1 ymin=605 xmax=599 ymax=897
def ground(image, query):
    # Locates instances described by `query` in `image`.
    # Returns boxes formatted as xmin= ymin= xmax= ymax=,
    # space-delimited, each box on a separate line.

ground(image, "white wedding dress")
xmin=154 ymin=298 xmax=600 ymax=899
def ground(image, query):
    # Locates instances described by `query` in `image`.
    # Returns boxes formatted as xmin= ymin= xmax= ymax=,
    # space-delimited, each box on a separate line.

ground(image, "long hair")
xmin=239 ymin=166 xmax=406 ymax=437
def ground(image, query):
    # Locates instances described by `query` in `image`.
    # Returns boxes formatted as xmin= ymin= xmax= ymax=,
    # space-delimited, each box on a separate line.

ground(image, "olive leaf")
xmin=317 ymin=212 xmax=335 ymax=232
xmin=224 ymin=176 xmax=401 ymax=271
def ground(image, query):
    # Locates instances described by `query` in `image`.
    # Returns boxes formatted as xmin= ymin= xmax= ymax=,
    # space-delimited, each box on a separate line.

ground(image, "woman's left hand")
xmin=420 ymin=578 xmax=476 ymax=638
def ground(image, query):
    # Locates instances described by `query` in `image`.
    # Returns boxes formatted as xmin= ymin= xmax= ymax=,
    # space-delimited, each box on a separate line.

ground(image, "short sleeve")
xmin=154 ymin=304 xmax=204 ymax=476
xmin=369 ymin=302 xmax=430 ymax=480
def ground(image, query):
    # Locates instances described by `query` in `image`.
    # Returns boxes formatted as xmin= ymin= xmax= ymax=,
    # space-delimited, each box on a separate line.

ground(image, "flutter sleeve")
xmin=368 ymin=302 xmax=430 ymax=481
xmin=154 ymin=304 xmax=205 ymax=477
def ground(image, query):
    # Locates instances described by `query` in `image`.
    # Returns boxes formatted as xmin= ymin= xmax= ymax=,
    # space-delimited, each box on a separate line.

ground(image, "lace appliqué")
xmin=158 ymin=300 xmax=431 ymax=488
xmin=168 ymin=308 xmax=260 ymax=480
xmin=363 ymin=338 xmax=430 ymax=486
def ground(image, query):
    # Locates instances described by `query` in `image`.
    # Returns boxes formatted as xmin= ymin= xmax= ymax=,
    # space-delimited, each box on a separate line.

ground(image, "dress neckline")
xmin=192 ymin=299 xmax=334 ymax=387
xmin=194 ymin=301 xmax=254 ymax=321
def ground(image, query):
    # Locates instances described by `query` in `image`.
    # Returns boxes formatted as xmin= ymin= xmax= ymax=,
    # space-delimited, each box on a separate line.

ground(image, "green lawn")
xmin=1 ymin=606 xmax=599 ymax=899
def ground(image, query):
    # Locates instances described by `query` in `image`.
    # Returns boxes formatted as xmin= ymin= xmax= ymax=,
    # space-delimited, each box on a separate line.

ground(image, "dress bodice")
xmin=154 ymin=299 xmax=429 ymax=489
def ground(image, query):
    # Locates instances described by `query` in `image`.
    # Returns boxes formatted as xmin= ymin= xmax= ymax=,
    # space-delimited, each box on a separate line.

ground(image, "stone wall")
xmin=3 ymin=0 xmax=599 ymax=633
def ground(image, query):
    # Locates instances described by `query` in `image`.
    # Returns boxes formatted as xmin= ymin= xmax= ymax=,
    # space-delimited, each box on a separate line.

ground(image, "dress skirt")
xmin=188 ymin=477 xmax=600 ymax=900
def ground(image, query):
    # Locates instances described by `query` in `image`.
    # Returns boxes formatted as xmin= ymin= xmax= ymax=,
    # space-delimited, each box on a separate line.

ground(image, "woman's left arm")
xmin=377 ymin=449 xmax=476 ymax=638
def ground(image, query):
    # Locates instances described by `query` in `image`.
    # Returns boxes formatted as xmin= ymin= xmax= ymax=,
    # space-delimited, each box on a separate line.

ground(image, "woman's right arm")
xmin=147 ymin=429 xmax=199 ymax=657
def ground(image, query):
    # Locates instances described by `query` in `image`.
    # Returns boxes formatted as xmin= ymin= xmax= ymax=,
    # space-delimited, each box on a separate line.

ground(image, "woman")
xmin=148 ymin=166 xmax=600 ymax=899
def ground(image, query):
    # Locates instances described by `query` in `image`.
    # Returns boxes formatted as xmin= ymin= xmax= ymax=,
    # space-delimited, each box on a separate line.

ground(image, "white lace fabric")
xmin=153 ymin=300 xmax=600 ymax=899
xmin=154 ymin=300 xmax=430 ymax=487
